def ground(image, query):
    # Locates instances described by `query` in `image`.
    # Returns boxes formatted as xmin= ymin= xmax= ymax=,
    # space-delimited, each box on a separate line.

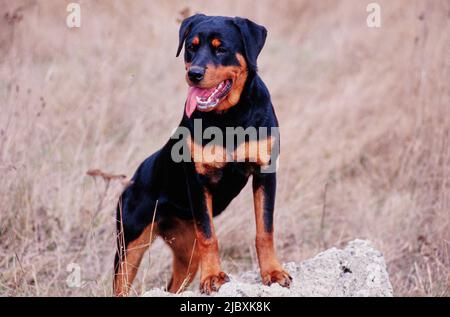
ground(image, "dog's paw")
xmin=200 ymin=271 xmax=230 ymax=295
xmin=261 ymin=269 xmax=292 ymax=288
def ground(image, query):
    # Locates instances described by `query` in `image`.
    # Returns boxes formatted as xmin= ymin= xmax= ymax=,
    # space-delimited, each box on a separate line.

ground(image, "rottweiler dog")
xmin=113 ymin=14 xmax=291 ymax=296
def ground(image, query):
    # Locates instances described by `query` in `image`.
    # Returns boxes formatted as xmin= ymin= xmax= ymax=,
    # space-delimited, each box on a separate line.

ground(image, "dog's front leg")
xmin=252 ymin=172 xmax=292 ymax=287
xmin=185 ymin=163 xmax=229 ymax=294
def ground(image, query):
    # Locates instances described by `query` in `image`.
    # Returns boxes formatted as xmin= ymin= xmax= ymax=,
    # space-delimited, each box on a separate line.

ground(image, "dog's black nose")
xmin=188 ymin=67 xmax=205 ymax=83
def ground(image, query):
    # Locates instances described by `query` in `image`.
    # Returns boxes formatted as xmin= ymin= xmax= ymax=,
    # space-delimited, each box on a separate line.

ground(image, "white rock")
xmin=142 ymin=239 xmax=393 ymax=297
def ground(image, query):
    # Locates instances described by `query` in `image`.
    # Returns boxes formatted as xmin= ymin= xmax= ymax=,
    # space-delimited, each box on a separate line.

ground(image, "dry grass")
xmin=0 ymin=0 xmax=449 ymax=297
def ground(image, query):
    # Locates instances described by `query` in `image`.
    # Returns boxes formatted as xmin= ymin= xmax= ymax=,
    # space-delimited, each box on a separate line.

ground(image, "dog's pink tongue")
xmin=185 ymin=86 xmax=216 ymax=117
xmin=186 ymin=87 xmax=200 ymax=118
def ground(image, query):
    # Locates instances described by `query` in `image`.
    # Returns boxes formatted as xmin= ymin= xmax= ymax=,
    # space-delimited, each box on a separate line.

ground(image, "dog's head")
xmin=176 ymin=14 xmax=267 ymax=116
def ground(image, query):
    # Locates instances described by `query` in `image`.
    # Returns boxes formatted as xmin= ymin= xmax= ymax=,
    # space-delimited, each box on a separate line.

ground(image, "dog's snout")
xmin=188 ymin=67 xmax=205 ymax=83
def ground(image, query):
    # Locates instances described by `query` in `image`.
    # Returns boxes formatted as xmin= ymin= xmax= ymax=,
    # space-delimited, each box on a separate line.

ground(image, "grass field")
xmin=0 ymin=0 xmax=449 ymax=296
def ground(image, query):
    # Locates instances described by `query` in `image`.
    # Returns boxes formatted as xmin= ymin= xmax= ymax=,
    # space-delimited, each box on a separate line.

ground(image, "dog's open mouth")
xmin=186 ymin=79 xmax=232 ymax=117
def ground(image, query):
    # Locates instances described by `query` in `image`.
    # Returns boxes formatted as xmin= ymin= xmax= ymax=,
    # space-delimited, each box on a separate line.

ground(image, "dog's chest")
xmin=196 ymin=161 xmax=255 ymax=188
xmin=189 ymin=135 xmax=275 ymax=183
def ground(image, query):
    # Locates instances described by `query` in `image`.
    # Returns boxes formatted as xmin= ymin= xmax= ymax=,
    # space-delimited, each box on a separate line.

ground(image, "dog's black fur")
xmin=113 ymin=14 xmax=290 ymax=296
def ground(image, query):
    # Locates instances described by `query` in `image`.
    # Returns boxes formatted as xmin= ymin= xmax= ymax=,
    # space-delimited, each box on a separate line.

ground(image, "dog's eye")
xmin=186 ymin=43 xmax=198 ymax=52
xmin=215 ymin=46 xmax=228 ymax=55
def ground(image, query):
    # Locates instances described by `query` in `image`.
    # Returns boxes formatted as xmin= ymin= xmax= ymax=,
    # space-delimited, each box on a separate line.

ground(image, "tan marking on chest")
xmin=188 ymin=136 xmax=276 ymax=174
xmin=234 ymin=136 xmax=275 ymax=166
xmin=188 ymin=137 xmax=227 ymax=175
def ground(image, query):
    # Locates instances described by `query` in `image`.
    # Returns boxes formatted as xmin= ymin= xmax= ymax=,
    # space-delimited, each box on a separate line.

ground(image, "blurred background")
xmin=0 ymin=0 xmax=448 ymax=296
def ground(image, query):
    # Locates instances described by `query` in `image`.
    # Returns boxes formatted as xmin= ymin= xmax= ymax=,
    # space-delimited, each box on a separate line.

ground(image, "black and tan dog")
xmin=113 ymin=14 xmax=291 ymax=296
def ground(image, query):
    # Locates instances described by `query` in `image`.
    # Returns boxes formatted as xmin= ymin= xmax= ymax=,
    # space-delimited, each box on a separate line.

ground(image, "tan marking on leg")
xmin=114 ymin=223 xmax=158 ymax=296
xmin=162 ymin=218 xmax=200 ymax=293
xmin=253 ymin=186 xmax=291 ymax=287
xmin=196 ymin=189 xmax=229 ymax=294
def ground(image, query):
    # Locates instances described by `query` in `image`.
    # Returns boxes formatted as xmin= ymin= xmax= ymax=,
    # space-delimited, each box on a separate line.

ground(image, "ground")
xmin=143 ymin=240 xmax=394 ymax=297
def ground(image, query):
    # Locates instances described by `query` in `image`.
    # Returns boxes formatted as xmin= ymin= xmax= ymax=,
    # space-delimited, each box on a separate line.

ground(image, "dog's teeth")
xmin=207 ymin=91 xmax=216 ymax=103
xmin=196 ymin=81 xmax=229 ymax=110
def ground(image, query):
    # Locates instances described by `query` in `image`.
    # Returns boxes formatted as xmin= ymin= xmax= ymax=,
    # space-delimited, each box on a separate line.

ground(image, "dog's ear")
xmin=231 ymin=17 xmax=267 ymax=71
xmin=176 ymin=14 xmax=206 ymax=57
